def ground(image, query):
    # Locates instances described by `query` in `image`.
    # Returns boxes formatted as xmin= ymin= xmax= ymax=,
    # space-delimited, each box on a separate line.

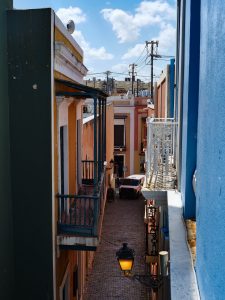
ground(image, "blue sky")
xmin=14 ymin=0 xmax=176 ymax=82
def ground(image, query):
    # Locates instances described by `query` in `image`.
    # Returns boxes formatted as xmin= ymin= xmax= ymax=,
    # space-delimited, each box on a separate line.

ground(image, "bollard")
xmin=159 ymin=251 xmax=169 ymax=277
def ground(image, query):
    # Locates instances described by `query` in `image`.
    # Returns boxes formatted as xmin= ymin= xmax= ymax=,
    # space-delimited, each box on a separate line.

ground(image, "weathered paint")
xmin=0 ymin=1 xmax=14 ymax=299
xmin=181 ymin=0 xmax=200 ymax=219
xmin=196 ymin=1 xmax=225 ymax=299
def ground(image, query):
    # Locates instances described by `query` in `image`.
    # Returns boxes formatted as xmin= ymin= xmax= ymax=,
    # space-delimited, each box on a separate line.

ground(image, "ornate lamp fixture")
xmin=116 ymin=243 xmax=168 ymax=290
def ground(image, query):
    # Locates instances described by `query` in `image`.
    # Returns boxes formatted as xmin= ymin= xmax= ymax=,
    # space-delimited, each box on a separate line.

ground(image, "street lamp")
xmin=116 ymin=243 xmax=168 ymax=290
xmin=116 ymin=243 xmax=134 ymax=276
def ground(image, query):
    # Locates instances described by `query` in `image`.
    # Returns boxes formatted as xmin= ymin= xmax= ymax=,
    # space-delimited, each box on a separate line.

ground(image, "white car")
xmin=119 ymin=174 xmax=145 ymax=199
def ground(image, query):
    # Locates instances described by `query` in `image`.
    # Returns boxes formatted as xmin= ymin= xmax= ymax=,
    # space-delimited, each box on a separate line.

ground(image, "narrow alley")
xmin=84 ymin=195 xmax=147 ymax=300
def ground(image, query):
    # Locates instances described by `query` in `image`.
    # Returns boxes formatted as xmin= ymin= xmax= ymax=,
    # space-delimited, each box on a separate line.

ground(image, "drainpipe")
xmin=169 ymin=58 xmax=175 ymax=118
xmin=94 ymin=97 xmax=97 ymax=194
xmin=98 ymin=98 xmax=101 ymax=182
xmin=101 ymin=98 xmax=105 ymax=169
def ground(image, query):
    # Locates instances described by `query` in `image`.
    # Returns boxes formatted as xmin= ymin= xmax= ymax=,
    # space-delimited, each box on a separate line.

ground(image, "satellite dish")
xmin=67 ymin=20 xmax=75 ymax=34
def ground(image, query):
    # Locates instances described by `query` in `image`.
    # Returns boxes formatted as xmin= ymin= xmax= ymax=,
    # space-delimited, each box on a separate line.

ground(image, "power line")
xmin=158 ymin=54 xmax=175 ymax=58
xmin=134 ymin=45 xmax=147 ymax=64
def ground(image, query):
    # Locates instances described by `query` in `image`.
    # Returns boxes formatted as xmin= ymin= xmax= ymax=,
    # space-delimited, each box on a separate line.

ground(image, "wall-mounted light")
xmin=116 ymin=243 xmax=169 ymax=290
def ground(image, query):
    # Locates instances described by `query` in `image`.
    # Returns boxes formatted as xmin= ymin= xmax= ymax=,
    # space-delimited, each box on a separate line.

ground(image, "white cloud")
xmin=101 ymin=9 xmax=139 ymax=43
xmin=56 ymin=6 xmax=86 ymax=25
xmin=72 ymin=30 xmax=114 ymax=61
xmin=152 ymin=23 xmax=176 ymax=53
xmin=133 ymin=1 xmax=176 ymax=27
xmin=56 ymin=7 xmax=113 ymax=62
xmin=101 ymin=0 xmax=176 ymax=43
xmin=111 ymin=63 xmax=129 ymax=73
xmin=122 ymin=43 xmax=146 ymax=60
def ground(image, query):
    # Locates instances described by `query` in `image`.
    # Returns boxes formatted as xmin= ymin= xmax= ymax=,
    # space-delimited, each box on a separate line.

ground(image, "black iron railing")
xmin=82 ymin=160 xmax=104 ymax=185
xmin=57 ymin=166 xmax=107 ymax=237
xmin=57 ymin=194 xmax=99 ymax=236
xmin=82 ymin=160 xmax=96 ymax=185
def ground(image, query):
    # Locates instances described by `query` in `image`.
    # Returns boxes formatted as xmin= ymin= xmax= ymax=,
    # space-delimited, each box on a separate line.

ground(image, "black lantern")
xmin=116 ymin=243 xmax=167 ymax=289
xmin=116 ymin=243 xmax=135 ymax=276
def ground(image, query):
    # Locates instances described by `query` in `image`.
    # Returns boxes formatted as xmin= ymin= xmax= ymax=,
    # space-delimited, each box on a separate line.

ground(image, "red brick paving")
xmin=84 ymin=195 xmax=147 ymax=300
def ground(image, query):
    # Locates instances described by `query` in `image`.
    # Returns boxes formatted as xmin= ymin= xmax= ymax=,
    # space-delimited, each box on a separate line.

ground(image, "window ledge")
xmin=167 ymin=191 xmax=200 ymax=300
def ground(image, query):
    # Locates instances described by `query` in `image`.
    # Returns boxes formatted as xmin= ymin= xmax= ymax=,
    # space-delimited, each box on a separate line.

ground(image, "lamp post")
xmin=116 ymin=243 xmax=168 ymax=290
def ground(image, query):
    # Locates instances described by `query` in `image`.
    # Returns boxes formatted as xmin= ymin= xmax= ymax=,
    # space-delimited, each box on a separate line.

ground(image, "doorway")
xmin=114 ymin=155 xmax=124 ymax=178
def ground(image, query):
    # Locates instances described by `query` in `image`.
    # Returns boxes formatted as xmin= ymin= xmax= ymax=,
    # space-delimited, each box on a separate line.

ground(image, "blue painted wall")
xmin=180 ymin=0 xmax=200 ymax=219
xmin=169 ymin=59 xmax=175 ymax=118
xmin=196 ymin=1 xmax=225 ymax=299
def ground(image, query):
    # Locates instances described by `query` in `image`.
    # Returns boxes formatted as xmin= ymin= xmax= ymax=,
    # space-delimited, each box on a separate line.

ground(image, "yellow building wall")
xmin=55 ymin=27 xmax=83 ymax=63
xmin=54 ymin=22 xmax=92 ymax=300
xmin=82 ymin=119 xmax=94 ymax=161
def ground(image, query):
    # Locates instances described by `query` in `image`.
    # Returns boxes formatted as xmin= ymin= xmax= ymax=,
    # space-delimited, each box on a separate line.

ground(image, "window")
xmin=114 ymin=125 xmax=125 ymax=147
xmin=114 ymin=118 xmax=126 ymax=148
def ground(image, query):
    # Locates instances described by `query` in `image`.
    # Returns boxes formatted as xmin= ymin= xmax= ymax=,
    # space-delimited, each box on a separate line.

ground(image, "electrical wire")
xmin=133 ymin=45 xmax=147 ymax=64
xmin=158 ymin=54 xmax=175 ymax=58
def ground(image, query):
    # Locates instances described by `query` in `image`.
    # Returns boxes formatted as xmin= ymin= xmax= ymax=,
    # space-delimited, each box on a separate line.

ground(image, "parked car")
xmin=119 ymin=174 xmax=145 ymax=199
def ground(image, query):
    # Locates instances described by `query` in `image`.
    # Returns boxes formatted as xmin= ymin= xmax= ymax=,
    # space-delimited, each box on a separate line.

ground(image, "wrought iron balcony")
xmin=57 ymin=165 xmax=106 ymax=240
xmin=145 ymin=118 xmax=177 ymax=190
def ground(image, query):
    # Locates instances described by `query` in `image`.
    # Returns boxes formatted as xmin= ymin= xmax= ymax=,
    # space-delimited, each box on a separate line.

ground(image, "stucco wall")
xmin=196 ymin=1 xmax=225 ymax=299
xmin=82 ymin=119 xmax=94 ymax=161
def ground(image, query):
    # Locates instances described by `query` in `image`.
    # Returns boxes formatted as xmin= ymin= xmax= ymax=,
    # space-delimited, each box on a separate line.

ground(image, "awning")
xmin=55 ymin=78 xmax=108 ymax=98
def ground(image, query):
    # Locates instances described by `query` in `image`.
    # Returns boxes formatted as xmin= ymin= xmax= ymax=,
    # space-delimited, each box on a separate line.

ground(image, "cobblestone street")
xmin=84 ymin=195 xmax=147 ymax=300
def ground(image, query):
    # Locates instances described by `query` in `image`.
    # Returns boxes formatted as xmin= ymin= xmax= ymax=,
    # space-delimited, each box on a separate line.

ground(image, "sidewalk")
xmin=84 ymin=194 xmax=147 ymax=300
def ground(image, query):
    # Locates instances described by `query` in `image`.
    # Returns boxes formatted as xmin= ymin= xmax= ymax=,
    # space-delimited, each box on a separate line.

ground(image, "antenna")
xmin=66 ymin=20 xmax=75 ymax=34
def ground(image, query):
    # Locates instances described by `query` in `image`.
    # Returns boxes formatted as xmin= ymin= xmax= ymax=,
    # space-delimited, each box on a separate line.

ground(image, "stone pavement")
xmin=83 ymin=195 xmax=147 ymax=300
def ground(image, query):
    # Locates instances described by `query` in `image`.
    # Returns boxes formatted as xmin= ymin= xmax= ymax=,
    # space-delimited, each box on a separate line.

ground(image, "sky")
xmin=13 ymin=0 xmax=177 ymax=82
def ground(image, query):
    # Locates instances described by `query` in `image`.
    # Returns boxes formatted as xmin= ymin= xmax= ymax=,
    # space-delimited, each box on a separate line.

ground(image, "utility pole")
xmin=137 ymin=79 xmax=141 ymax=97
xmin=145 ymin=40 xmax=160 ymax=103
xmin=93 ymin=77 xmax=96 ymax=88
xmin=129 ymin=63 xmax=137 ymax=95
xmin=105 ymin=70 xmax=111 ymax=94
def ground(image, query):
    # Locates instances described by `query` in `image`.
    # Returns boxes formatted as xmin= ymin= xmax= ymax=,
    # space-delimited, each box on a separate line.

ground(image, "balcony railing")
xmin=57 ymin=166 xmax=107 ymax=237
xmin=82 ymin=160 xmax=95 ymax=185
xmin=82 ymin=160 xmax=104 ymax=185
xmin=57 ymin=194 xmax=98 ymax=236
xmin=145 ymin=118 xmax=177 ymax=190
